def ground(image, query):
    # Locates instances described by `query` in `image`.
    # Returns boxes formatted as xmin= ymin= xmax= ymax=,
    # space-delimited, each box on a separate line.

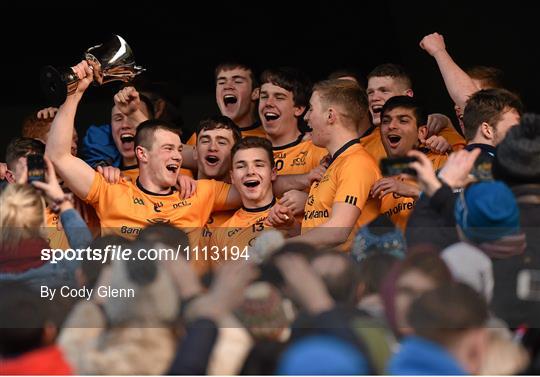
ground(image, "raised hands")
xmin=407 ymin=148 xmax=481 ymax=196
xmin=114 ymin=86 xmax=142 ymax=116
xmin=113 ymin=86 xmax=150 ymax=125
xmin=31 ymin=156 xmax=73 ymax=213
xmin=70 ymin=60 xmax=94 ymax=97
xmin=437 ymin=148 xmax=481 ymax=188
xmin=37 ymin=107 xmax=59 ymax=120
xmin=419 ymin=32 xmax=447 ymax=57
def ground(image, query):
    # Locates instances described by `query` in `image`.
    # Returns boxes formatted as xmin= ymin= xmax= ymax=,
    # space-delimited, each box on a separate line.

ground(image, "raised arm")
xmin=45 ymin=61 xmax=97 ymax=200
xmin=420 ymin=32 xmax=479 ymax=110
xmin=114 ymin=86 xmax=149 ymax=125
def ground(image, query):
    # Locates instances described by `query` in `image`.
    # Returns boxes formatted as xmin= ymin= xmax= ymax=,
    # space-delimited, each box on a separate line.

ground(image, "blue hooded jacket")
xmin=388 ymin=336 xmax=467 ymax=375
xmin=81 ymin=124 xmax=121 ymax=168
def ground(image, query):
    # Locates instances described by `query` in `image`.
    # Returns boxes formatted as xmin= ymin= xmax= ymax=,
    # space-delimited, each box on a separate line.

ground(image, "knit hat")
xmin=441 ymin=242 xmax=494 ymax=302
xmin=352 ymin=215 xmax=406 ymax=262
xmin=492 ymin=113 xmax=540 ymax=184
xmin=235 ymin=281 xmax=291 ymax=342
xmin=454 ymin=181 xmax=520 ymax=244
xmin=276 ymin=335 xmax=369 ymax=375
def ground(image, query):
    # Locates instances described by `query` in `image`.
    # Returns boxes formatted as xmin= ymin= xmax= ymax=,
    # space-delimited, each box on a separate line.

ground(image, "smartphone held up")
xmin=380 ymin=156 xmax=418 ymax=177
xmin=27 ymin=153 xmax=45 ymax=184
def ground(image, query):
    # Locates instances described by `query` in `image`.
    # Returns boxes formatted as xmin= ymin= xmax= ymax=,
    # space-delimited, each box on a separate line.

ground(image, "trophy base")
xmin=40 ymin=66 xmax=68 ymax=106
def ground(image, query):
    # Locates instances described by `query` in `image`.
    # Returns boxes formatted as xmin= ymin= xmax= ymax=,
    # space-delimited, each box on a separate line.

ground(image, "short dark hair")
xmin=231 ymin=136 xmax=275 ymax=168
xmin=408 ymin=282 xmax=488 ymax=347
xmin=367 ymin=63 xmax=412 ymax=90
xmin=260 ymin=67 xmax=312 ymax=108
xmin=381 ymin=95 xmax=427 ymax=127
xmin=465 ymin=65 xmax=505 ymax=89
xmin=215 ymin=61 xmax=259 ymax=89
xmin=134 ymin=119 xmax=181 ymax=150
xmin=196 ymin=115 xmax=242 ymax=144
xmin=463 ymin=88 xmax=524 ymax=141
xmin=5 ymin=137 xmax=45 ymax=170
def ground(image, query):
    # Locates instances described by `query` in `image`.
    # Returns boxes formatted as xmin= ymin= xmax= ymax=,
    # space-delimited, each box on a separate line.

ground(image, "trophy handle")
xmin=40 ymin=66 xmax=80 ymax=106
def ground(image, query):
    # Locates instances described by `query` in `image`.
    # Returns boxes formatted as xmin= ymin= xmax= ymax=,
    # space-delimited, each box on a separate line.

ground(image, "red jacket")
xmin=0 ymin=345 xmax=72 ymax=375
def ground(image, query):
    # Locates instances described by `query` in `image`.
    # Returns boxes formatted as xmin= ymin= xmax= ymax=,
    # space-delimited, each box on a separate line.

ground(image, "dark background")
xmin=2 ymin=2 xmax=538 ymax=158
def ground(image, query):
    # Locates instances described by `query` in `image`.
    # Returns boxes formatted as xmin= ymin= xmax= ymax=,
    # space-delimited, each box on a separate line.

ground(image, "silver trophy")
xmin=40 ymin=35 xmax=146 ymax=105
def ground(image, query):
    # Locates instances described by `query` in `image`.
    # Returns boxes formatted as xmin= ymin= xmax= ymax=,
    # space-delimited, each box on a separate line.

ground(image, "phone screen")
xmin=27 ymin=154 xmax=45 ymax=183
xmin=470 ymin=153 xmax=494 ymax=181
xmin=380 ymin=156 xmax=417 ymax=177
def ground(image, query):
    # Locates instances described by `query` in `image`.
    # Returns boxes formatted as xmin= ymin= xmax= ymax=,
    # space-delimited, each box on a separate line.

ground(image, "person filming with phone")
xmin=0 ymin=148 xmax=92 ymax=290
xmin=373 ymin=96 xmax=448 ymax=230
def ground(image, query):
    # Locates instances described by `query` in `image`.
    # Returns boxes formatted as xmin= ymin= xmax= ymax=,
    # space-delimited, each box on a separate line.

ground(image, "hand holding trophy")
xmin=40 ymin=35 xmax=145 ymax=106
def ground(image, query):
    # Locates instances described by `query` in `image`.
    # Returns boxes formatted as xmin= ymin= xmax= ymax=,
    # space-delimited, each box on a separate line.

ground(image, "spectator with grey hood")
xmin=491 ymin=113 xmax=540 ymax=330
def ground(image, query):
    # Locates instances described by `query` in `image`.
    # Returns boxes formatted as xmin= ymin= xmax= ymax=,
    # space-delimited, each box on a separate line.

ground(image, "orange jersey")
xmin=198 ymin=209 xmax=236 ymax=248
xmin=237 ymin=122 xmax=267 ymax=139
xmin=302 ymin=140 xmax=382 ymax=250
xmin=379 ymin=177 xmax=418 ymax=231
xmin=186 ymin=122 xmax=267 ymax=146
xmin=360 ymin=125 xmax=462 ymax=165
xmin=273 ymin=136 xmax=328 ymax=223
xmin=424 ymin=149 xmax=449 ymax=171
xmin=194 ymin=200 xmax=275 ymax=275
xmin=120 ymin=165 xmax=192 ymax=182
xmin=84 ymin=173 xmax=231 ymax=243
xmin=438 ymin=125 xmax=466 ymax=151
xmin=210 ymin=200 xmax=275 ymax=252
xmin=273 ymin=136 xmax=328 ymax=176
xmin=45 ymin=209 xmax=69 ymax=250
xmin=359 ymin=126 xmax=387 ymax=164
xmin=379 ymin=148 xmax=446 ymax=231
xmin=44 ymin=198 xmax=101 ymax=249
xmin=120 ymin=164 xmax=139 ymax=182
